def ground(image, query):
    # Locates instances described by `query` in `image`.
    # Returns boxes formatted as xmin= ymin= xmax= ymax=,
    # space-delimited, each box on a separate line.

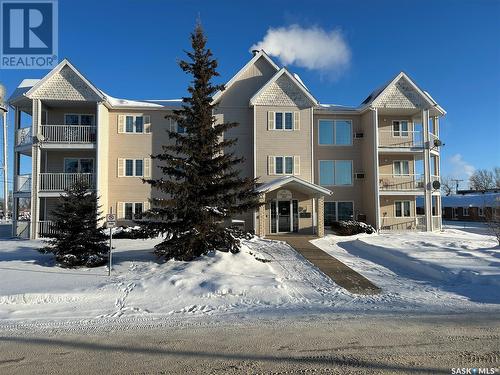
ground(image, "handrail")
xmin=39 ymin=173 xmax=95 ymax=191
xmin=40 ymin=125 xmax=96 ymax=143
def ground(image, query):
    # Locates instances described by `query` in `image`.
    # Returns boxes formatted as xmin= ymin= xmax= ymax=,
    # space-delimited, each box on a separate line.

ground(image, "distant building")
xmin=442 ymin=192 xmax=500 ymax=221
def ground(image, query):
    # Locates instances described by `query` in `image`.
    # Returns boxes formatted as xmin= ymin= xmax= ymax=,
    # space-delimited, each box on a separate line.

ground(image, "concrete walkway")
xmin=274 ymin=235 xmax=381 ymax=295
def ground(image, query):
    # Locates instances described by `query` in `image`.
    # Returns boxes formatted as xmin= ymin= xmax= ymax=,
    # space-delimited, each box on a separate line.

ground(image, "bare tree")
xmin=440 ymin=176 xmax=454 ymax=196
xmin=469 ymin=169 xmax=495 ymax=191
xmin=485 ymin=200 xmax=500 ymax=246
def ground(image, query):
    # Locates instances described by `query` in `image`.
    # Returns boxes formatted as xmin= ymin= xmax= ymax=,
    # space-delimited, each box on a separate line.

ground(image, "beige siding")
xmin=46 ymin=107 xmax=97 ymax=124
xmin=360 ymin=111 xmax=377 ymax=227
xmin=256 ymin=106 xmax=313 ymax=183
xmin=378 ymin=154 xmax=416 ymax=175
xmin=41 ymin=150 xmax=96 ymax=172
xmin=107 ymin=109 xmax=172 ymax=221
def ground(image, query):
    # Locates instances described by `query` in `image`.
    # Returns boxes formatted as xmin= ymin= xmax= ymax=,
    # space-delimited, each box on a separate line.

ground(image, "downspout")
xmin=371 ymin=107 xmax=381 ymax=231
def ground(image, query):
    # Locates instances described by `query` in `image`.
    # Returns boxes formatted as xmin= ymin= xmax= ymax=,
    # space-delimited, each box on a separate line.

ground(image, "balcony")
xmin=379 ymin=174 xmax=424 ymax=191
xmin=378 ymin=130 xmax=423 ymax=149
xmin=380 ymin=216 xmax=425 ymax=231
xmin=40 ymin=125 xmax=96 ymax=143
xmin=38 ymin=221 xmax=56 ymax=238
xmin=15 ymin=127 xmax=32 ymax=147
xmin=16 ymin=174 xmax=32 ymax=193
xmin=40 ymin=173 xmax=95 ymax=192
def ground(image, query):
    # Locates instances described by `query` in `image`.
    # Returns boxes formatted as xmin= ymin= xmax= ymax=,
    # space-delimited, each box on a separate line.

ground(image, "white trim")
xmin=123 ymin=201 xmax=145 ymax=221
xmin=272 ymin=155 xmax=295 ymax=175
xmin=271 ymin=111 xmax=295 ymax=131
xmin=324 ymin=200 xmax=355 ymax=222
xmin=392 ymin=160 xmax=410 ymax=176
xmin=122 ymin=114 xmax=149 ymax=134
xmin=212 ymin=50 xmax=279 ymax=104
xmin=63 ymin=113 xmax=95 ymax=126
xmin=63 ymin=157 xmax=95 ymax=173
xmin=26 ymin=59 xmax=104 ymax=100
xmin=391 ymin=120 xmax=410 ymax=138
xmin=122 ymin=158 xmax=145 ymax=177
xmin=318 ymin=160 xmax=353 ymax=187
xmin=317 ymin=118 xmax=353 ymax=146
xmin=394 ymin=200 xmax=412 ymax=217
xmin=256 ymin=176 xmax=332 ymax=196
xmin=249 ymin=68 xmax=318 ymax=106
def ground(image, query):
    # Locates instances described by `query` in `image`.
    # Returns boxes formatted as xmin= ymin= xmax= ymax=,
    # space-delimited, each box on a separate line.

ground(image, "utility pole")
xmin=0 ymin=84 xmax=7 ymax=221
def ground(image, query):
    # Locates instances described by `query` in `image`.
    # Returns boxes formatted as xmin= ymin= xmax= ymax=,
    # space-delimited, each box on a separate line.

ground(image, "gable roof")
xmin=256 ymin=176 xmax=332 ymax=196
xmin=212 ymin=50 xmax=279 ymax=104
xmin=361 ymin=71 xmax=446 ymax=115
xmin=249 ymin=68 xmax=319 ymax=107
xmin=25 ymin=59 xmax=105 ymax=100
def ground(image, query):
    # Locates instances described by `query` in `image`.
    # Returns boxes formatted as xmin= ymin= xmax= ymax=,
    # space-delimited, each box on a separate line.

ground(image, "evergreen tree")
xmin=41 ymin=181 xmax=108 ymax=267
xmin=142 ymin=23 xmax=260 ymax=261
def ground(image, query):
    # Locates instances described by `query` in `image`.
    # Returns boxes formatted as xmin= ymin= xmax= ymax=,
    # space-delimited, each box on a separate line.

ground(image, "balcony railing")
xmin=378 ymin=130 xmax=424 ymax=148
xmin=380 ymin=216 xmax=420 ymax=231
xmin=16 ymin=174 xmax=32 ymax=193
xmin=38 ymin=221 xmax=56 ymax=238
xmin=379 ymin=174 xmax=424 ymax=191
xmin=15 ymin=127 xmax=32 ymax=146
xmin=40 ymin=173 xmax=95 ymax=191
xmin=40 ymin=125 xmax=97 ymax=143
xmin=432 ymin=216 xmax=442 ymax=231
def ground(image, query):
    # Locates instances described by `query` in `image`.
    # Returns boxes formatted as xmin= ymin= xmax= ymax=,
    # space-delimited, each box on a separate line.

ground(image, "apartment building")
xmin=9 ymin=51 xmax=445 ymax=239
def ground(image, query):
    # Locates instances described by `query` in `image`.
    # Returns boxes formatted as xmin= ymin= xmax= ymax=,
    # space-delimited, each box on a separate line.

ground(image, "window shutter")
xmin=117 ymin=158 xmax=124 ymax=177
xmin=293 ymin=156 xmax=301 ymax=175
xmin=168 ymin=118 xmax=176 ymax=132
xmin=293 ymin=112 xmax=300 ymax=130
xmin=143 ymin=200 xmax=150 ymax=211
xmin=117 ymin=202 xmax=124 ymax=219
xmin=144 ymin=115 xmax=151 ymax=133
xmin=268 ymin=156 xmax=275 ymax=175
xmin=117 ymin=115 xmax=125 ymax=133
xmin=144 ymin=158 xmax=151 ymax=178
xmin=268 ymin=111 xmax=275 ymax=130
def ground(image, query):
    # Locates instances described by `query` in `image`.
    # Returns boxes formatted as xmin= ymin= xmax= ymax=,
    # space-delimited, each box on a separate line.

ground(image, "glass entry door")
xmin=278 ymin=201 xmax=291 ymax=232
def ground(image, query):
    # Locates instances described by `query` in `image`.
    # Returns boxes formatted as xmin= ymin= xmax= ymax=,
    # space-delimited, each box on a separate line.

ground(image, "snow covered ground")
xmin=0 ymin=226 xmax=499 ymax=330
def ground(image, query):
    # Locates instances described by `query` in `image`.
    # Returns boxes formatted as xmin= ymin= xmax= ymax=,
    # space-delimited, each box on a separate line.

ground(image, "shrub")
xmin=331 ymin=220 xmax=375 ymax=236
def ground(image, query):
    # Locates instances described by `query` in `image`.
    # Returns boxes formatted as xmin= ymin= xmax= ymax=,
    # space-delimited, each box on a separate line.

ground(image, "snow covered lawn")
xmin=0 ymin=227 xmax=499 ymax=329
xmin=314 ymin=226 xmax=500 ymax=307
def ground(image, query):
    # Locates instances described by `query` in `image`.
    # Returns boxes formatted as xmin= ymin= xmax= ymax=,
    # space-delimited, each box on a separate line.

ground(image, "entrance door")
xmin=278 ymin=201 xmax=291 ymax=232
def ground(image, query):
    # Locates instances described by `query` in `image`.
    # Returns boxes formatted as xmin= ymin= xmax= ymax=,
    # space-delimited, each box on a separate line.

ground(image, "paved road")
xmin=0 ymin=313 xmax=498 ymax=374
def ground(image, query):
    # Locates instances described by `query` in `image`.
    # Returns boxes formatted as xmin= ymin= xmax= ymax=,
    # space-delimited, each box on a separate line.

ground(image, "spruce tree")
xmin=142 ymin=23 xmax=260 ymax=261
xmin=41 ymin=181 xmax=108 ymax=267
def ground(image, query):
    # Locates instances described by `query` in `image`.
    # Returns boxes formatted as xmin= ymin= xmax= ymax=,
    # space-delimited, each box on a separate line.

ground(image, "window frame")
xmin=318 ymin=119 xmax=353 ymax=146
xmin=272 ymin=112 xmax=294 ymax=131
xmin=393 ymin=160 xmax=410 ymax=176
xmin=124 ymin=202 xmax=144 ymax=220
xmin=63 ymin=157 xmax=95 ymax=174
xmin=274 ymin=156 xmax=294 ymax=175
xmin=395 ymin=200 xmax=412 ymax=217
xmin=124 ymin=158 xmax=144 ymax=177
xmin=463 ymin=207 xmax=469 ymax=216
xmin=392 ymin=120 xmax=410 ymax=137
xmin=323 ymin=201 xmax=355 ymax=224
xmin=64 ymin=113 xmax=95 ymax=126
xmin=124 ymin=115 xmax=146 ymax=134
xmin=318 ymin=160 xmax=353 ymax=186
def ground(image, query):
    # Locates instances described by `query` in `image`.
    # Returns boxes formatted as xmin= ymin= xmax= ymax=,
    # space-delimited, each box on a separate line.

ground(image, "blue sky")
xmin=1 ymin=0 xmax=499 ymax=194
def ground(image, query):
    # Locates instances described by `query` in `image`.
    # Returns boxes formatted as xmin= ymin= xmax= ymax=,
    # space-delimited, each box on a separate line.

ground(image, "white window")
xmin=393 ymin=120 xmax=409 ymax=137
xmin=319 ymin=160 xmax=353 ymax=186
xmin=118 ymin=115 xmax=151 ymax=134
xmin=118 ymin=158 xmax=151 ymax=178
xmin=324 ymin=201 xmax=354 ymax=225
xmin=318 ymin=119 xmax=352 ymax=145
xmin=395 ymin=201 xmax=411 ymax=217
xmin=64 ymin=114 xmax=95 ymax=126
xmin=463 ymin=207 xmax=469 ymax=216
xmin=393 ymin=160 xmax=410 ymax=176
xmin=268 ymin=156 xmax=300 ymax=175
xmin=268 ymin=111 xmax=300 ymax=131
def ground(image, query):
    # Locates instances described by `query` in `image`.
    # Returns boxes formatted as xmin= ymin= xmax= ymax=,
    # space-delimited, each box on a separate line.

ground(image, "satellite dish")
xmin=433 ymin=139 xmax=442 ymax=147
xmin=33 ymin=133 xmax=46 ymax=143
xmin=432 ymin=180 xmax=441 ymax=190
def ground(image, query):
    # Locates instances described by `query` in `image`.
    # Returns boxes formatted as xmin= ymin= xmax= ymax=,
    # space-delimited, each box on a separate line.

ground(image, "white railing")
xmin=378 ymin=130 xmax=424 ymax=148
xmin=16 ymin=174 xmax=32 ymax=192
xmin=432 ymin=216 xmax=442 ymax=231
xmin=38 ymin=221 xmax=56 ymax=238
xmin=380 ymin=216 xmax=419 ymax=230
xmin=39 ymin=173 xmax=95 ymax=191
xmin=40 ymin=125 xmax=97 ymax=143
xmin=16 ymin=127 xmax=32 ymax=146
xmin=379 ymin=174 xmax=424 ymax=191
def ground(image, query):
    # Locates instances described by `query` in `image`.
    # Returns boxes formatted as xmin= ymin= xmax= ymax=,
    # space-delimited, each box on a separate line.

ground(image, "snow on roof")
xmin=442 ymin=193 xmax=500 ymax=208
xmin=293 ymin=73 xmax=308 ymax=91
xmin=99 ymin=91 xmax=182 ymax=109
xmin=317 ymin=103 xmax=358 ymax=111
xmin=8 ymin=79 xmax=40 ymax=102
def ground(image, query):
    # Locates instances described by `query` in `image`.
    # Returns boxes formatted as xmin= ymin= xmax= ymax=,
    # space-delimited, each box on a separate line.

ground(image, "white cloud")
xmin=251 ymin=25 xmax=351 ymax=77
xmin=449 ymin=153 xmax=475 ymax=180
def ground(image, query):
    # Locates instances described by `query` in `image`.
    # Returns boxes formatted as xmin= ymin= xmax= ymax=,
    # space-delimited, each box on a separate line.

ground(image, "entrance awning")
xmin=256 ymin=176 xmax=332 ymax=198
